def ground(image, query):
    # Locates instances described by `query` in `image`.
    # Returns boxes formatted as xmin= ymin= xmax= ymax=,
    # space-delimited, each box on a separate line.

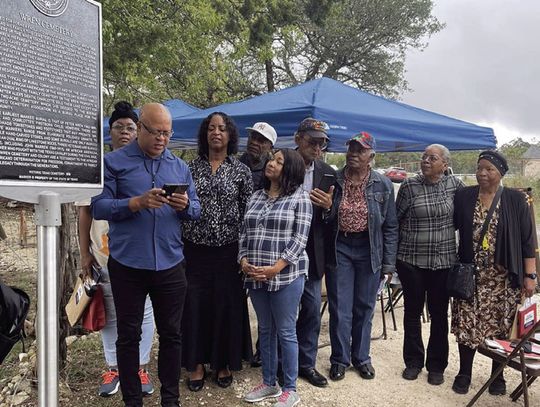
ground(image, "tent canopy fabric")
xmin=103 ymin=98 xmax=199 ymax=145
xmin=167 ymin=78 xmax=496 ymax=152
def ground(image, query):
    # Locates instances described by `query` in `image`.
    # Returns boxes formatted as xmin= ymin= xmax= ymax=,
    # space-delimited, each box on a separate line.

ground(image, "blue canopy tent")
xmin=169 ymin=78 xmax=496 ymax=152
xmin=103 ymin=98 xmax=199 ymax=145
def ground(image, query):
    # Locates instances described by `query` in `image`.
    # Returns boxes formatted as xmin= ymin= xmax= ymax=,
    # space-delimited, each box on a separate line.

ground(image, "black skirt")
xmin=181 ymin=240 xmax=252 ymax=371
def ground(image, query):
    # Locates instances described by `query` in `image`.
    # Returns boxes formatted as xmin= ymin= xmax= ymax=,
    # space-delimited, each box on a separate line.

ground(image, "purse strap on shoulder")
xmin=476 ymin=186 xmax=503 ymax=252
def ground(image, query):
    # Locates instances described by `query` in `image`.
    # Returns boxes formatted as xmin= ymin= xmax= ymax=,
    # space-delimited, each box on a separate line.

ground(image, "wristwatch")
xmin=524 ymin=273 xmax=537 ymax=280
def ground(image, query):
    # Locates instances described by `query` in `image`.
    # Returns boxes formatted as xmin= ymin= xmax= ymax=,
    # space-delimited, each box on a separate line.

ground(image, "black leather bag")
xmin=447 ymin=262 xmax=477 ymax=301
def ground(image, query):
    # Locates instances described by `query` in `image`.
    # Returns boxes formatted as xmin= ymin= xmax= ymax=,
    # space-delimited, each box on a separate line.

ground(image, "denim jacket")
xmin=326 ymin=168 xmax=398 ymax=275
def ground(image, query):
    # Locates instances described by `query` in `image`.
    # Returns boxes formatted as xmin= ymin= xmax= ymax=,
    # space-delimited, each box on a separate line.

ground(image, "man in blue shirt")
xmin=92 ymin=103 xmax=200 ymax=407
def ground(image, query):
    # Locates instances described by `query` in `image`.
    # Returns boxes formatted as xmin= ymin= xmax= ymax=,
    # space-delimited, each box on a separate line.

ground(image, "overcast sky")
xmin=402 ymin=0 xmax=540 ymax=146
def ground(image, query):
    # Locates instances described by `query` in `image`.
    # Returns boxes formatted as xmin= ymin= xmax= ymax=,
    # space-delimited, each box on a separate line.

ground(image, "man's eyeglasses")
xmin=140 ymin=121 xmax=174 ymax=138
xmin=111 ymin=124 xmax=137 ymax=133
xmin=304 ymin=135 xmax=328 ymax=150
xmin=421 ymin=154 xmax=441 ymax=163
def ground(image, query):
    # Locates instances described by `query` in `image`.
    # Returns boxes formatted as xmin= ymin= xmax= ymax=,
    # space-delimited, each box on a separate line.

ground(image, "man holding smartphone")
xmin=78 ymin=101 xmax=156 ymax=398
xmin=92 ymin=103 xmax=200 ymax=407
xmin=293 ymin=118 xmax=336 ymax=388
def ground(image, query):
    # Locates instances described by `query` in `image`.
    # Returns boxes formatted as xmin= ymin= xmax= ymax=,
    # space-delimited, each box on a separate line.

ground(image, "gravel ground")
xmin=177 ymin=298 xmax=539 ymax=407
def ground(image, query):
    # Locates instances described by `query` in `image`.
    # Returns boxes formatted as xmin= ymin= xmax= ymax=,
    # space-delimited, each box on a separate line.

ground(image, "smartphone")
xmin=162 ymin=183 xmax=189 ymax=197
xmin=317 ymin=174 xmax=335 ymax=193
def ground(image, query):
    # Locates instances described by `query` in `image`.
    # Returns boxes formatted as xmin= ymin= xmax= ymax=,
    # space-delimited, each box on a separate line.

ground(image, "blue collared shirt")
xmin=91 ymin=141 xmax=200 ymax=271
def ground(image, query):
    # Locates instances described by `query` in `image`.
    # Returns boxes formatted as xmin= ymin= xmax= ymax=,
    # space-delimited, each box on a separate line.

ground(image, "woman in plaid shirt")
xmin=240 ymin=149 xmax=312 ymax=407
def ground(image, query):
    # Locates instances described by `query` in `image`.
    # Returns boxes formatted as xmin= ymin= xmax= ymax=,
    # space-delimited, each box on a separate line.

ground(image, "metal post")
xmin=35 ymin=192 xmax=61 ymax=407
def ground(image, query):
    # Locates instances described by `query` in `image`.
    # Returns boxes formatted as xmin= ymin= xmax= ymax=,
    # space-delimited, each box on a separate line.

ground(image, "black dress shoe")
xmin=452 ymin=374 xmax=471 ymax=394
xmin=402 ymin=367 xmax=422 ymax=380
xmin=216 ymin=374 xmax=233 ymax=388
xmin=357 ymin=363 xmax=375 ymax=380
xmin=427 ymin=371 xmax=444 ymax=385
xmin=299 ymin=367 xmax=328 ymax=387
xmin=186 ymin=376 xmax=204 ymax=392
xmin=329 ymin=364 xmax=346 ymax=381
xmin=186 ymin=367 xmax=206 ymax=392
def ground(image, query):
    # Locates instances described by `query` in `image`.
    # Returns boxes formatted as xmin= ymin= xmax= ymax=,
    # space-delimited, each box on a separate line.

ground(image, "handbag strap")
xmin=476 ymin=186 xmax=503 ymax=252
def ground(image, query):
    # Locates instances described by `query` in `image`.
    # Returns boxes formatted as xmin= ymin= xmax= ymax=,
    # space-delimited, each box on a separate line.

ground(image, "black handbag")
xmin=447 ymin=262 xmax=477 ymax=301
xmin=448 ymin=187 xmax=503 ymax=302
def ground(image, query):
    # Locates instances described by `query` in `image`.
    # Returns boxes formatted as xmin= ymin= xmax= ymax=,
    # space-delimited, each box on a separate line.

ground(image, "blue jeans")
xmin=249 ymin=276 xmax=305 ymax=392
xmin=296 ymin=277 xmax=322 ymax=370
xmin=99 ymin=267 xmax=155 ymax=367
xmin=327 ymin=233 xmax=380 ymax=367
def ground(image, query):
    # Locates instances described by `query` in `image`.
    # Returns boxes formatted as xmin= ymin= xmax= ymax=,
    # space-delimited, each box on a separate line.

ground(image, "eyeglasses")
xmin=111 ymin=124 xmax=137 ymax=132
xmin=140 ymin=121 xmax=174 ymax=138
xmin=421 ymin=154 xmax=441 ymax=163
xmin=304 ymin=135 xmax=328 ymax=150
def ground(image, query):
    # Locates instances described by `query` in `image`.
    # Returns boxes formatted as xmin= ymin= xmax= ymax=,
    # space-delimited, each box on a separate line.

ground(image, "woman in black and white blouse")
xmin=182 ymin=112 xmax=253 ymax=391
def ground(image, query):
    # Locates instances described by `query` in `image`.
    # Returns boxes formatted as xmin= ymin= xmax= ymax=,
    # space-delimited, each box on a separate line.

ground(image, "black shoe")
xmin=427 ymin=372 xmax=444 ymax=385
xmin=299 ymin=367 xmax=328 ymax=387
xmin=356 ymin=363 xmax=375 ymax=380
xmin=329 ymin=364 xmax=346 ymax=381
xmin=452 ymin=374 xmax=471 ymax=395
xmin=402 ymin=367 xmax=422 ymax=380
xmin=216 ymin=374 xmax=233 ymax=388
xmin=250 ymin=351 xmax=262 ymax=368
xmin=186 ymin=367 xmax=206 ymax=392
xmin=488 ymin=377 xmax=506 ymax=395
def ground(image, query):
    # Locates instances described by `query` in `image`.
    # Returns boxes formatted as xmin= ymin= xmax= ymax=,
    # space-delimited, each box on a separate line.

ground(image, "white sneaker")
xmin=273 ymin=390 xmax=300 ymax=407
xmin=244 ymin=383 xmax=282 ymax=403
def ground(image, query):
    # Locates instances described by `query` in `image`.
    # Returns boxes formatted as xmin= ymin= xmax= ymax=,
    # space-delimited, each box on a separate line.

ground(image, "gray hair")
xmin=426 ymin=144 xmax=450 ymax=163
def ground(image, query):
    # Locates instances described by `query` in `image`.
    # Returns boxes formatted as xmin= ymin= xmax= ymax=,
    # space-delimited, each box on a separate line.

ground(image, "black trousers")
xmin=396 ymin=260 xmax=450 ymax=373
xmin=108 ymin=256 xmax=187 ymax=407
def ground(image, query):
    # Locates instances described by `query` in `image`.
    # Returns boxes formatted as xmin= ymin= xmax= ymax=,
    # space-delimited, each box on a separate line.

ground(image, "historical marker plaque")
xmin=0 ymin=0 xmax=101 ymax=193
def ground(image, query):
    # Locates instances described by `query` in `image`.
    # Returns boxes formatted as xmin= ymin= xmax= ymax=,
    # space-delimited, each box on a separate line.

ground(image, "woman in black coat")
xmin=451 ymin=150 xmax=537 ymax=396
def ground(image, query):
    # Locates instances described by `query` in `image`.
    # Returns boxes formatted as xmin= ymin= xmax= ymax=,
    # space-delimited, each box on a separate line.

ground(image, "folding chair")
xmin=467 ymin=319 xmax=540 ymax=407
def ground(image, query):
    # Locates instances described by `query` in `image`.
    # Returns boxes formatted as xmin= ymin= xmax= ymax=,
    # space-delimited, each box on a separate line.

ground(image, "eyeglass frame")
xmin=111 ymin=124 xmax=137 ymax=132
xmin=140 ymin=121 xmax=174 ymax=138
xmin=301 ymin=133 xmax=328 ymax=150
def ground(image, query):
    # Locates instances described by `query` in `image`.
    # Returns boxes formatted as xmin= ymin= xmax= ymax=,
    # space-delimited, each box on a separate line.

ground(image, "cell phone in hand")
xmin=162 ymin=183 xmax=189 ymax=197
xmin=317 ymin=173 xmax=336 ymax=193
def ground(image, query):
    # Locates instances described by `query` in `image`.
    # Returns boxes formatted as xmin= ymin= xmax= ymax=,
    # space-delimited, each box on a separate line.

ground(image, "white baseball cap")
xmin=246 ymin=122 xmax=277 ymax=145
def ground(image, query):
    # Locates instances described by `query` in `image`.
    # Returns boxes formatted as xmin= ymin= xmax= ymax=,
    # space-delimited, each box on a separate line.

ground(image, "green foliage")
xmin=99 ymin=0 xmax=442 ymax=109
xmin=224 ymin=0 xmax=443 ymax=97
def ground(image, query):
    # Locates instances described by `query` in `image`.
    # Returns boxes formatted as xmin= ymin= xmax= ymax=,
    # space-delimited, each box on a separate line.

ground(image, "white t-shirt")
xmin=75 ymin=199 xmax=109 ymax=268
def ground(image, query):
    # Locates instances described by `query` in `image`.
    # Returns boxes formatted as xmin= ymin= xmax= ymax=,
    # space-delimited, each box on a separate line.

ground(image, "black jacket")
xmin=306 ymin=160 xmax=337 ymax=280
xmin=453 ymin=185 xmax=536 ymax=288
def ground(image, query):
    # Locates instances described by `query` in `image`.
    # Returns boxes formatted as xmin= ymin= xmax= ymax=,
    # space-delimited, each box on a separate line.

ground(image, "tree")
xmin=100 ymin=0 xmax=240 ymax=112
xmin=500 ymin=137 xmax=531 ymax=175
xmin=99 ymin=0 xmax=442 ymax=111
xmin=222 ymin=0 xmax=443 ymax=97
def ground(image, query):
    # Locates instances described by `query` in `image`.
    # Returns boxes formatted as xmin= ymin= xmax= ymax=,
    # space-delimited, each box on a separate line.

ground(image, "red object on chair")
xmin=518 ymin=301 xmax=538 ymax=338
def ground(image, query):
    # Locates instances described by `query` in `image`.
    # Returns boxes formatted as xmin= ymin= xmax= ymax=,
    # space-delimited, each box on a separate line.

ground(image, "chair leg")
xmin=380 ymin=294 xmax=387 ymax=340
xmin=320 ymin=301 xmax=328 ymax=317
xmin=519 ymin=350 xmax=530 ymax=407
xmin=388 ymin=290 xmax=397 ymax=331
xmin=510 ymin=376 xmax=536 ymax=401
xmin=371 ymin=294 xmax=387 ymax=341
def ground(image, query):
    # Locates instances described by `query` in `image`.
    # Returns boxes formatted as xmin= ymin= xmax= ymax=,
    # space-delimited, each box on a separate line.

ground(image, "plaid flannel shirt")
xmin=396 ymin=174 xmax=464 ymax=270
xmin=239 ymin=187 xmax=312 ymax=291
